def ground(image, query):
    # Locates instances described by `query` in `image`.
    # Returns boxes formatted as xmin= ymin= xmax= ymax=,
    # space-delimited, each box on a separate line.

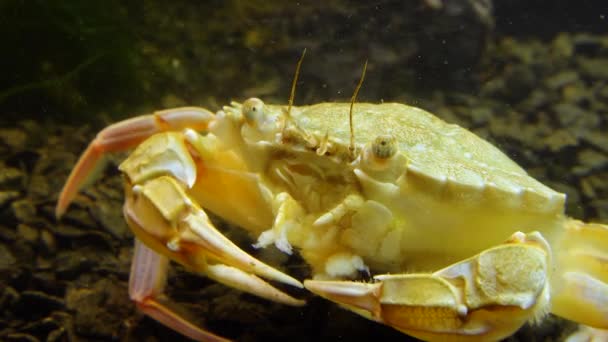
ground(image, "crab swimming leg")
xmin=56 ymin=107 xmax=214 ymax=218
xmin=305 ymin=231 xmax=553 ymax=342
xmin=550 ymin=219 xmax=608 ymax=339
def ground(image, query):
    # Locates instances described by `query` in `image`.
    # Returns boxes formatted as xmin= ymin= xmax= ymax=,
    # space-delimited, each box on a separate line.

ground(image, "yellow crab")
xmin=55 ymin=61 xmax=607 ymax=341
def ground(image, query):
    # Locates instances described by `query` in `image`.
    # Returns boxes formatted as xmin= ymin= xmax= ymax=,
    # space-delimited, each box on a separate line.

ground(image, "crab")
xmin=55 ymin=63 xmax=608 ymax=341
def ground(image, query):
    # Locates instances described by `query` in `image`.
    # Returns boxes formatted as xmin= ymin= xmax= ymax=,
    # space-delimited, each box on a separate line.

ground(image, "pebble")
xmin=0 ymin=243 xmax=17 ymax=271
xmin=0 ymin=166 xmax=23 ymax=187
xmin=545 ymin=70 xmax=579 ymax=90
xmin=11 ymin=199 xmax=37 ymax=223
xmin=574 ymin=149 xmax=608 ymax=175
xmin=0 ymin=128 xmax=27 ymax=151
xmin=0 ymin=191 xmax=20 ymax=207
xmin=16 ymin=224 xmax=39 ymax=243
xmin=577 ymin=57 xmax=608 ymax=80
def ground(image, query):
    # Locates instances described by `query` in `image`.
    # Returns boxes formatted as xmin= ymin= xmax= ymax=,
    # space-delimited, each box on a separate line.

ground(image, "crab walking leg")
xmin=56 ymin=107 xmax=214 ymax=218
xmin=129 ymin=239 xmax=229 ymax=342
xmin=254 ymin=192 xmax=305 ymax=255
xmin=551 ymin=219 xmax=608 ymax=330
xmin=305 ymin=232 xmax=552 ymax=342
xmin=123 ymin=175 xmax=303 ymax=302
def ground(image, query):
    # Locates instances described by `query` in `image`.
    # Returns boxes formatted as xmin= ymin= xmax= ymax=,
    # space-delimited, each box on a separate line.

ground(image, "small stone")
xmin=16 ymin=224 xmax=39 ymax=243
xmin=469 ymin=107 xmax=493 ymax=125
xmin=561 ymin=82 xmax=590 ymax=104
xmin=0 ymin=225 xmax=17 ymax=241
xmin=578 ymin=57 xmax=608 ymax=80
xmin=573 ymin=149 xmax=608 ymax=175
xmin=0 ymin=166 xmax=23 ymax=187
xmin=545 ymin=71 xmax=579 ymax=90
xmin=11 ymin=199 xmax=37 ymax=223
xmin=54 ymin=251 xmax=96 ymax=280
xmin=0 ymin=191 xmax=20 ymax=207
xmin=552 ymin=103 xmax=595 ymax=128
xmin=0 ymin=285 xmax=20 ymax=310
xmin=89 ymin=204 xmax=130 ymax=240
xmin=0 ymin=243 xmax=16 ymax=271
xmin=40 ymin=229 xmax=56 ymax=254
xmin=580 ymin=177 xmax=597 ymax=198
xmin=519 ymin=89 xmax=552 ymax=111
xmin=66 ymin=279 xmax=132 ymax=338
xmin=0 ymin=128 xmax=27 ymax=150
xmin=551 ymin=33 xmax=574 ymax=60
xmin=598 ymin=83 xmax=608 ymax=100
xmin=542 ymin=130 xmax=578 ymax=152
xmin=582 ymin=132 xmax=608 ymax=153
xmin=592 ymin=199 xmax=608 ymax=221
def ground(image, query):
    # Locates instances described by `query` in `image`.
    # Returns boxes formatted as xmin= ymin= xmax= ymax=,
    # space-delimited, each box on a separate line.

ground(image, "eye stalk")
xmin=361 ymin=134 xmax=402 ymax=176
xmin=372 ymin=135 xmax=397 ymax=160
xmin=242 ymin=98 xmax=265 ymax=127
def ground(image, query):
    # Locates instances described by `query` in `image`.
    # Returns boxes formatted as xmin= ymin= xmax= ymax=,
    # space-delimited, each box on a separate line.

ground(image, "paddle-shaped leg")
xmin=305 ymin=232 xmax=552 ymax=342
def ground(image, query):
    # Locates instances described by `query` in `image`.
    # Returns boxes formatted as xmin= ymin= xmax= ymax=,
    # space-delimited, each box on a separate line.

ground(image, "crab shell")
xmin=206 ymin=100 xmax=566 ymax=276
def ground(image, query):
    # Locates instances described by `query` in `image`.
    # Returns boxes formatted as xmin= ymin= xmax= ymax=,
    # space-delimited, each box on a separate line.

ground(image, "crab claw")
xmin=305 ymin=232 xmax=552 ymax=342
xmin=56 ymin=107 xmax=214 ymax=219
xmin=124 ymin=174 xmax=303 ymax=302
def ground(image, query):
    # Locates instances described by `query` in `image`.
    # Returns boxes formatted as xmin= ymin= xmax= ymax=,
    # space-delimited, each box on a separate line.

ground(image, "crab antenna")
xmin=349 ymin=60 xmax=368 ymax=155
xmin=285 ymin=48 xmax=307 ymax=126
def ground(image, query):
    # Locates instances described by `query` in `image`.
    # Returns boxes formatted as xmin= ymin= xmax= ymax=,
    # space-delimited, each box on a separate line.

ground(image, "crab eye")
xmin=371 ymin=135 xmax=397 ymax=159
xmin=242 ymin=98 xmax=265 ymax=126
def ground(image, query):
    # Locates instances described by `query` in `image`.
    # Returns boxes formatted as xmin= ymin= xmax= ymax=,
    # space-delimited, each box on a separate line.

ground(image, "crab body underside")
xmin=56 ymin=99 xmax=608 ymax=341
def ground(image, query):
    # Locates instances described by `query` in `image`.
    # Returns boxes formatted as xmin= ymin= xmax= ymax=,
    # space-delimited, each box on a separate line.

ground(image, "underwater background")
xmin=0 ymin=1 xmax=607 ymax=341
